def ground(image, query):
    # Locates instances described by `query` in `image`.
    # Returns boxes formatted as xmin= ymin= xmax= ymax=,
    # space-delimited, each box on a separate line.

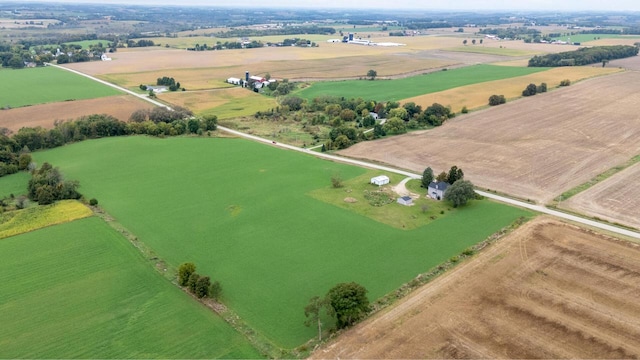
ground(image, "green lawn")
xmin=296 ymin=64 xmax=548 ymax=102
xmin=0 ymin=66 xmax=121 ymax=108
xmin=0 ymin=171 xmax=29 ymax=198
xmin=63 ymin=39 xmax=110 ymax=48
xmin=0 ymin=217 xmax=261 ymax=358
xmin=549 ymin=33 xmax=640 ymax=43
xmin=34 ymin=136 xmax=532 ymax=348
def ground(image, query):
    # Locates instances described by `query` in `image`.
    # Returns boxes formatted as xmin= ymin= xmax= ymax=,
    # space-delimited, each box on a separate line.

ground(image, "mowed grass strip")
xmin=297 ymin=64 xmax=548 ymax=102
xmin=0 ymin=200 xmax=93 ymax=239
xmin=34 ymin=136 xmax=532 ymax=347
xmin=0 ymin=171 xmax=30 ymax=198
xmin=0 ymin=217 xmax=261 ymax=359
xmin=0 ymin=66 xmax=121 ymax=108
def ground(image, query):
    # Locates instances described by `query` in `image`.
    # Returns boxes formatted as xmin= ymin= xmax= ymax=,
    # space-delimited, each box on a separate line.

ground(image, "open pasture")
xmin=296 ymin=64 xmax=548 ymax=102
xmin=33 ymin=136 xmax=530 ymax=348
xmin=561 ymin=162 xmax=640 ymax=229
xmin=160 ymin=87 xmax=276 ymax=119
xmin=443 ymin=45 xmax=539 ymax=56
xmin=550 ymin=33 xmax=640 ymax=44
xmin=0 ymin=217 xmax=260 ymax=358
xmin=0 ymin=95 xmax=153 ymax=133
xmin=339 ymin=71 xmax=640 ymax=204
xmin=402 ymin=66 xmax=620 ymax=113
xmin=312 ymin=218 xmax=640 ymax=358
xmin=0 ymin=66 xmax=121 ymax=108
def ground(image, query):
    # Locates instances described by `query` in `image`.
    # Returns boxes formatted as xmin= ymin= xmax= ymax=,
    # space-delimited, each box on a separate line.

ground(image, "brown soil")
xmin=312 ymin=217 xmax=640 ymax=359
xmin=0 ymin=95 xmax=153 ymax=133
xmin=339 ymin=71 xmax=640 ymax=203
xmin=561 ymin=162 xmax=640 ymax=229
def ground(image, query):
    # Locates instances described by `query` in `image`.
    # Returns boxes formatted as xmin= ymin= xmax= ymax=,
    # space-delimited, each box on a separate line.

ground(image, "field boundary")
xmin=554 ymin=154 xmax=640 ymax=203
xmin=89 ymin=205 xmax=286 ymax=358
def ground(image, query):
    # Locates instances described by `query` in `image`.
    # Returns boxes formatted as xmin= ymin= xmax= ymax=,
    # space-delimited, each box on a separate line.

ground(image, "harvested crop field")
xmin=561 ymin=162 xmax=640 ymax=229
xmin=313 ymin=218 xmax=640 ymax=359
xmin=402 ymin=66 xmax=620 ymax=112
xmin=160 ymin=87 xmax=276 ymax=119
xmin=606 ymin=54 xmax=640 ymax=71
xmin=340 ymin=71 xmax=640 ymax=203
xmin=65 ymin=46 xmax=454 ymax=80
xmin=0 ymin=95 xmax=153 ymax=133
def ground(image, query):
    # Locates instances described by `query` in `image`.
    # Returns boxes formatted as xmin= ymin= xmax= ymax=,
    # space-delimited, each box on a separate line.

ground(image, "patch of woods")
xmin=27 ymin=162 xmax=81 ymax=205
xmin=528 ymin=45 xmax=639 ymax=67
xmin=177 ymin=262 xmax=222 ymax=300
xmin=256 ymin=95 xmax=455 ymax=151
xmin=215 ymin=26 xmax=336 ymax=38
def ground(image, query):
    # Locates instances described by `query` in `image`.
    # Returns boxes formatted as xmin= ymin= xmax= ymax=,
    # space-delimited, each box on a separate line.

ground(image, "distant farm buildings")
xmin=226 ymin=71 xmax=277 ymax=90
xmin=100 ymin=53 xmax=112 ymax=61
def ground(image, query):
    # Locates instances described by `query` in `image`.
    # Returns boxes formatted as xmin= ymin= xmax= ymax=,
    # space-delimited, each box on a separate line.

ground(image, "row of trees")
xmin=304 ymin=282 xmax=370 ymax=340
xmin=522 ymin=82 xmax=547 ymax=97
xmin=216 ymin=26 xmax=336 ymax=38
xmin=528 ymin=45 xmax=639 ymax=67
xmin=421 ymin=165 xmax=464 ymax=188
xmin=0 ymin=111 xmax=217 ymax=179
xmin=177 ymin=263 xmax=222 ymax=300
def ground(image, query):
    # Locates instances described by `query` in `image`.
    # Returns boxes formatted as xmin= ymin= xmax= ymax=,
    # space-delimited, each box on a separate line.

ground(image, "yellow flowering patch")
xmin=0 ymin=200 xmax=93 ymax=239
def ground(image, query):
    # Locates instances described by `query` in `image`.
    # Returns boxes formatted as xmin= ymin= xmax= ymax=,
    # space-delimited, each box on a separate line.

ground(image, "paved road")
xmin=45 ymin=63 xmax=171 ymax=109
xmin=53 ymin=64 xmax=640 ymax=240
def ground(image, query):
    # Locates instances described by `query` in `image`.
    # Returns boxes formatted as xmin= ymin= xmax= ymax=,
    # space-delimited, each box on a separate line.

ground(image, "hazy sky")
xmin=22 ymin=0 xmax=640 ymax=11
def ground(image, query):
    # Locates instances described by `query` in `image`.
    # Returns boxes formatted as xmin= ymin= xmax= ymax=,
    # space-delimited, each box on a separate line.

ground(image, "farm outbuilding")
xmin=370 ymin=175 xmax=390 ymax=186
xmin=227 ymin=77 xmax=241 ymax=85
xmin=428 ymin=181 xmax=450 ymax=200
xmin=397 ymin=196 xmax=413 ymax=206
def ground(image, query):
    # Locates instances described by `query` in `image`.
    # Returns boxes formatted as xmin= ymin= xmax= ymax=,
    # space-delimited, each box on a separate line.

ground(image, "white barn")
xmin=397 ymin=196 xmax=413 ymax=206
xmin=227 ymin=77 xmax=241 ymax=85
xmin=370 ymin=175 xmax=390 ymax=186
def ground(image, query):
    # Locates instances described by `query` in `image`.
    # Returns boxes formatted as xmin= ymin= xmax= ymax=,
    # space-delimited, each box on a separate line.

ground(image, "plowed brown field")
xmin=339 ymin=71 xmax=640 ymax=203
xmin=561 ymin=162 xmax=640 ymax=229
xmin=0 ymin=95 xmax=153 ymax=133
xmin=312 ymin=218 xmax=640 ymax=359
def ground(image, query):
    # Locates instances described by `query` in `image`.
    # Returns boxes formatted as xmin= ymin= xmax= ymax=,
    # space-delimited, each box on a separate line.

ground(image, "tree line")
xmin=528 ymin=45 xmax=639 ymax=67
xmin=215 ymin=26 xmax=336 ymax=38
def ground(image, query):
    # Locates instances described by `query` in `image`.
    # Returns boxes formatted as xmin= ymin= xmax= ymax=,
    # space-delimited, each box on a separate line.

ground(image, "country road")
xmin=53 ymin=64 xmax=640 ymax=240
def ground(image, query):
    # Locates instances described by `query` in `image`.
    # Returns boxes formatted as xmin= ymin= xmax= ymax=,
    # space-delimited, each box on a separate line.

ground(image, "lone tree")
xmin=178 ymin=262 xmax=196 ymax=286
xmin=488 ymin=94 xmax=506 ymax=106
xmin=367 ymin=69 xmax=377 ymax=80
xmin=463 ymin=39 xmax=468 ymax=45
xmin=444 ymin=180 xmax=476 ymax=207
xmin=327 ymin=282 xmax=370 ymax=329
xmin=304 ymin=296 xmax=328 ymax=341
xmin=421 ymin=167 xmax=434 ymax=188
xmin=209 ymin=281 xmax=222 ymax=300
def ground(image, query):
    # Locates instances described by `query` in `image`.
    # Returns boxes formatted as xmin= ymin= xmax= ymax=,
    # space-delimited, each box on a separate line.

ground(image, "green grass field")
xmin=296 ymin=64 xmax=548 ymax=102
xmin=0 ymin=171 xmax=29 ymax=198
xmin=34 ymin=136 xmax=532 ymax=348
xmin=0 ymin=217 xmax=261 ymax=358
xmin=549 ymin=33 xmax=640 ymax=43
xmin=63 ymin=39 xmax=110 ymax=48
xmin=444 ymin=45 xmax=538 ymax=56
xmin=0 ymin=66 xmax=121 ymax=108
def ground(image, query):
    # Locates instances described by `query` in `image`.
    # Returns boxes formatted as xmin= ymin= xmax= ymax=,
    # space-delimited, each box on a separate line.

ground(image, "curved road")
xmin=52 ymin=63 xmax=640 ymax=240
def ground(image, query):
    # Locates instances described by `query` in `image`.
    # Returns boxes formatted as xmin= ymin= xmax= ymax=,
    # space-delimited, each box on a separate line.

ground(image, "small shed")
xmin=397 ymin=196 xmax=413 ymax=206
xmin=428 ymin=181 xmax=450 ymax=200
xmin=370 ymin=175 xmax=390 ymax=186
